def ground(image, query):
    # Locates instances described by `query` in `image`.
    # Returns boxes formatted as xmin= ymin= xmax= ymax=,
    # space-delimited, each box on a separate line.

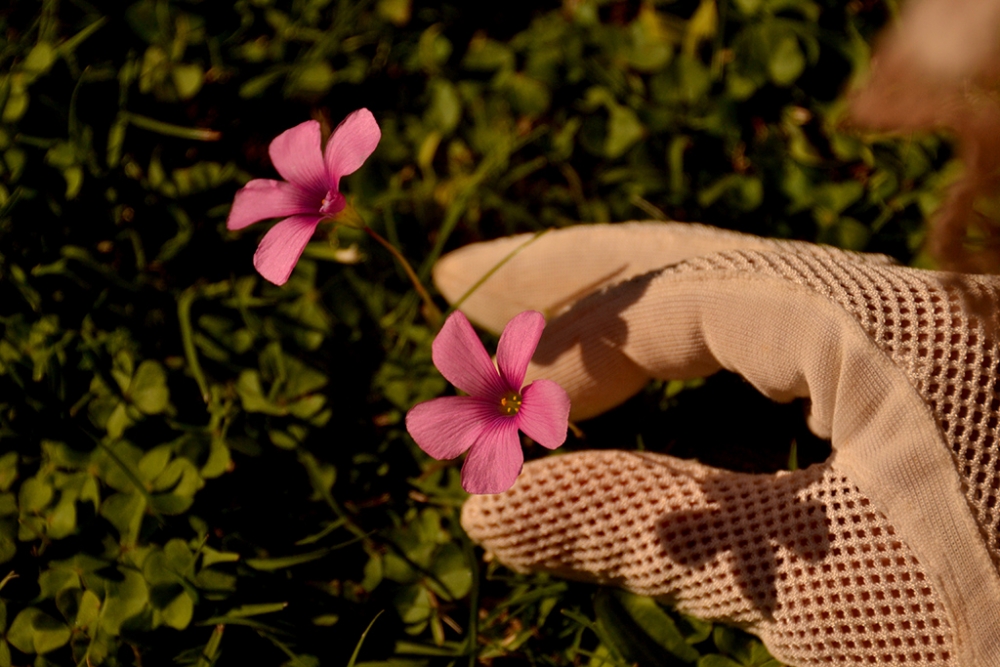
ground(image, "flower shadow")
xmin=653 ymin=465 xmax=832 ymax=620
xmin=530 ymin=269 xmax=663 ymax=420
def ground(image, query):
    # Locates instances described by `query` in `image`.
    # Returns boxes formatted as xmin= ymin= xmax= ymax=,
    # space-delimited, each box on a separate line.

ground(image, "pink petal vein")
xmin=252 ymin=214 xmax=323 ymax=286
xmin=517 ymin=379 xmax=571 ymax=450
xmin=432 ymin=312 xmax=506 ymax=398
xmin=405 ymin=396 xmax=494 ymax=461
xmin=496 ymin=310 xmax=545 ymax=390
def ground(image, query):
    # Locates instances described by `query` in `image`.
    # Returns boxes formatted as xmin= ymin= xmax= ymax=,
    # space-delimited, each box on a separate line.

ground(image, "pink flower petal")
xmin=432 ymin=312 xmax=506 ymax=398
xmin=461 ymin=419 xmax=523 ymax=494
xmin=405 ymin=396 xmax=495 ymax=460
xmin=517 ymin=379 xmax=571 ymax=450
xmin=252 ymin=214 xmax=323 ymax=286
xmin=227 ymin=179 xmax=319 ymax=230
xmin=269 ymin=120 xmax=329 ymax=196
xmin=324 ymin=109 xmax=381 ymax=186
xmin=496 ymin=310 xmax=545 ymax=390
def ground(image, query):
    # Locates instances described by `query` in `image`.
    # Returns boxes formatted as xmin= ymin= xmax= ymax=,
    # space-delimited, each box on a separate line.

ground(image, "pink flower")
xmin=227 ymin=108 xmax=381 ymax=285
xmin=406 ymin=310 xmax=571 ymax=494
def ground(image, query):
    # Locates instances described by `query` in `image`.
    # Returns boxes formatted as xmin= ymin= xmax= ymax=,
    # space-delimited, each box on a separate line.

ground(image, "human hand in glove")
xmin=432 ymin=222 xmax=1000 ymax=667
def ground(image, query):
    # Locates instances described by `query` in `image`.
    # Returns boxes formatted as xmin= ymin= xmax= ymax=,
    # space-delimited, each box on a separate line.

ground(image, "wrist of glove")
xmin=433 ymin=221 xmax=1000 ymax=667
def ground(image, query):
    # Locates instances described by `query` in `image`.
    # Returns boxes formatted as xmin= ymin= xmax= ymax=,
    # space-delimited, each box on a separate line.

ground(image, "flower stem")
xmin=363 ymin=225 xmax=443 ymax=326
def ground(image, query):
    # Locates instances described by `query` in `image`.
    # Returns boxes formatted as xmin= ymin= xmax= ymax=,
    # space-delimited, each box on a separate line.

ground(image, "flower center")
xmin=319 ymin=190 xmax=345 ymax=217
xmin=497 ymin=391 xmax=522 ymax=416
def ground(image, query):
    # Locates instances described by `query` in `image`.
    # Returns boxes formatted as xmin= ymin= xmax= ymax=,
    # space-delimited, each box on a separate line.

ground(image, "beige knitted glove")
xmin=432 ymin=222 xmax=1000 ymax=667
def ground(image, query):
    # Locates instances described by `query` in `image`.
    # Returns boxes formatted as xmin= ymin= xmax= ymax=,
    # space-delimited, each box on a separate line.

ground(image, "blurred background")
xmin=0 ymin=0 xmax=971 ymax=665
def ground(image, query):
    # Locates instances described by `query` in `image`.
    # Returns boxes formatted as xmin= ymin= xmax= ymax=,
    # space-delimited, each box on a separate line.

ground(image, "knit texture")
xmin=441 ymin=224 xmax=1000 ymax=666
xmin=674 ymin=246 xmax=1000 ymax=568
xmin=463 ymin=453 xmax=956 ymax=665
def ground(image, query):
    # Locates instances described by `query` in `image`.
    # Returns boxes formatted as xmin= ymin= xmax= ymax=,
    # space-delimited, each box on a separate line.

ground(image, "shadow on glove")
xmin=434 ymin=222 xmax=1000 ymax=667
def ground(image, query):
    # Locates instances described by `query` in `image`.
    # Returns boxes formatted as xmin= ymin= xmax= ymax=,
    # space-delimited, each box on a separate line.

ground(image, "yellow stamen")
xmin=498 ymin=391 xmax=523 ymax=416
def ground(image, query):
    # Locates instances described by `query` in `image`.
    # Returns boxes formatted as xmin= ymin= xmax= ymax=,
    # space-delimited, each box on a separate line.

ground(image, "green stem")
xmin=177 ymin=282 xmax=230 ymax=405
xmin=447 ymin=227 xmax=552 ymax=316
xmin=125 ymin=112 xmax=222 ymax=141
xmin=462 ymin=534 xmax=480 ymax=666
xmin=363 ymin=225 xmax=443 ymax=327
xmin=0 ymin=570 xmax=18 ymax=592
xmin=348 ymin=611 xmax=385 ymax=667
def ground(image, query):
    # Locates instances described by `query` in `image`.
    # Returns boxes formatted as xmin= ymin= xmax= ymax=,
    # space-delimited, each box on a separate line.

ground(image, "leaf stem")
xmin=362 ymin=225 xmax=442 ymax=327
xmin=348 ymin=610 xmax=385 ymax=667
xmin=177 ymin=281 xmax=230 ymax=406
xmin=447 ymin=227 xmax=552 ymax=316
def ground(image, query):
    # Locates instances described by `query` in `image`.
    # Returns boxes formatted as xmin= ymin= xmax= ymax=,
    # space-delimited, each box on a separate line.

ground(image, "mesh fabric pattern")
xmin=672 ymin=247 xmax=1000 ymax=568
xmin=463 ymin=451 xmax=956 ymax=665
xmin=447 ymin=228 xmax=1000 ymax=665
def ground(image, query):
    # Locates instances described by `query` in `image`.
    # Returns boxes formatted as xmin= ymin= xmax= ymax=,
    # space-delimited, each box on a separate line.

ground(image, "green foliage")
xmin=588 ymin=589 xmax=778 ymax=666
xmin=0 ymin=0 xmax=955 ymax=665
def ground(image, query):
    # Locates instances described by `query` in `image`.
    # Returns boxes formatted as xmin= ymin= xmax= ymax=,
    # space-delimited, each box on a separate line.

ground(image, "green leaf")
xmin=462 ymin=36 xmax=514 ymax=71
xmin=245 ymin=548 xmax=332 ymax=571
xmin=290 ymin=61 xmax=336 ymax=96
xmin=239 ymin=71 xmax=283 ymax=98
xmin=100 ymin=569 xmax=149 ymax=636
xmin=160 ymin=590 xmax=195 ymax=629
xmin=684 ymin=0 xmax=718 ymax=56
xmin=144 ymin=550 xmax=179 ymax=587
xmin=0 ymin=523 xmax=18 ymax=563
xmin=138 ymin=446 xmax=172 ymax=482
xmin=171 ymin=63 xmax=204 ymax=99
xmin=498 ymin=72 xmax=551 ymax=117
xmin=377 ymin=0 xmax=412 ymax=25
xmin=0 ymin=495 xmax=14 ymax=518
xmin=47 ymin=497 xmax=76 ymax=539
xmin=416 ymin=24 xmax=452 ymax=72
xmin=195 ymin=623 xmax=224 ymax=667
xmin=6 ymin=608 xmax=71 ymax=655
xmin=627 ymin=8 xmax=674 ymax=72
xmin=733 ymin=0 xmax=762 ymax=15
xmin=226 ymin=602 xmax=288 ymax=618
xmin=697 ymin=656 xmax=743 ymax=667
xmin=593 ymin=589 xmax=695 ymax=665
xmin=712 ymin=625 xmax=775 ymax=664
xmin=1 ymin=84 xmax=29 ymax=123
xmin=699 ymin=174 xmax=763 ymax=210
xmin=0 ymin=453 xmax=16 ymax=492
xmin=38 ymin=567 xmax=80 ymax=600
xmin=18 ymin=477 xmax=52 ymax=513
xmin=201 ymin=546 xmax=240 ymax=568
xmin=834 ymin=217 xmax=871 ymax=251
xmin=151 ymin=457 xmax=200 ymax=497
xmin=75 ymin=590 xmax=101 ymax=629
xmin=107 ymin=115 xmax=128 ymax=168
xmin=100 ymin=492 xmax=146 ymax=545
xmin=236 ymin=371 xmax=286 ymax=415
xmin=394 ymin=585 xmax=432 ymax=625
xmin=194 ymin=568 xmax=237 ymax=594
xmin=23 ymin=42 xmax=57 ymax=76
xmin=106 ymin=402 xmax=130 ymax=439
xmin=129 ymin=360 xmax=169 ymax=414
xmin=425 ymin=79 xmax=461 ymax=133
xmin=200 ymin=438 xmax=231 ymax=479
xmin=383 ymin=551 xmax=417 ymax=584
xmin=428 ymin=543 xmax=471 ymax=600
xmin=605 ymin=105 xmax=644 ymax=159
xmin=768 ymin=35 xmax=805 ymax=86
xmin=679 ymin=614 xmax=714 ymax=644
xmin=62 ymin=165 xmax=84 ymax=199
xmin=361 ymin=551 xmax=383 ymax=592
